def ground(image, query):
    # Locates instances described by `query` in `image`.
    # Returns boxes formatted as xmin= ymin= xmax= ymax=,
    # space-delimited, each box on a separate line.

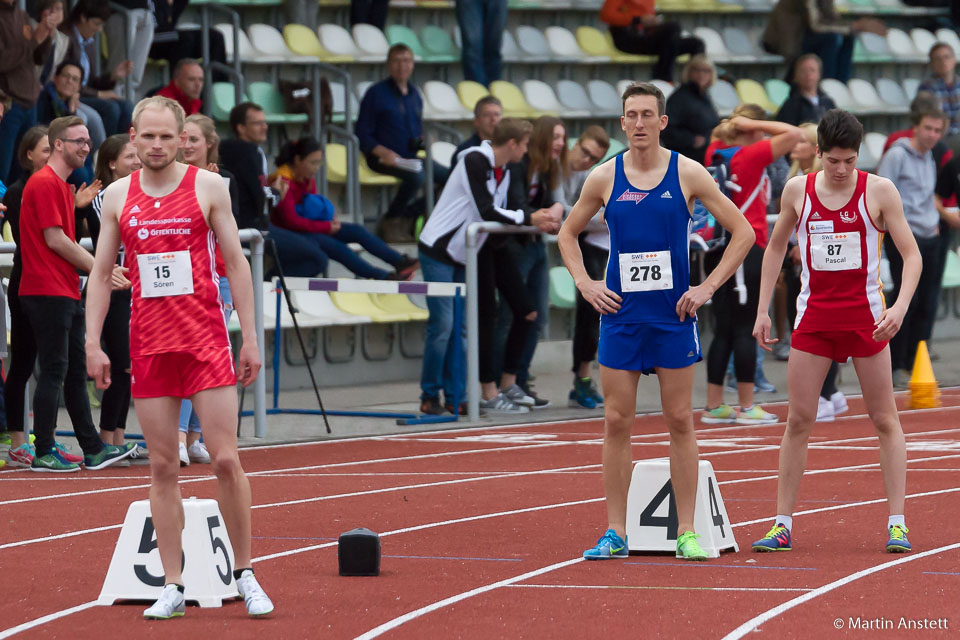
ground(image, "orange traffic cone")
xmin=909 ymin=341 xmax=940 ymax=409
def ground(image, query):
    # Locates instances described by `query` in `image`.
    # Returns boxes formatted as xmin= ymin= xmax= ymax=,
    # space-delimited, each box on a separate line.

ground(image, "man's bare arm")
xmin=754 ymin=176 xmax=803 ymax=349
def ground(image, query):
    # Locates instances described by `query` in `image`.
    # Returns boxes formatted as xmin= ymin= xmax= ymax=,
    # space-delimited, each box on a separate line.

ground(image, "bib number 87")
xmin=630 ymin=265 xmax=662 ymax=282
xmin=826 ymin=244 xmax=841 ymax=256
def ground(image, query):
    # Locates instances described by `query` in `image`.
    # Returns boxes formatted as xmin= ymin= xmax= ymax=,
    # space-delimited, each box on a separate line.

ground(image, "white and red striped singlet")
xmin=120 ymin=164 xmax=229 ymax=357
xmin=795 ymin=170 xmax=885 ymax=333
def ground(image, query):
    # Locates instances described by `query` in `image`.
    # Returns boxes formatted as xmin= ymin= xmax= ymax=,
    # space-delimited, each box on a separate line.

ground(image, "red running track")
xmin=1 ymin=391 xmax=958 ymax=639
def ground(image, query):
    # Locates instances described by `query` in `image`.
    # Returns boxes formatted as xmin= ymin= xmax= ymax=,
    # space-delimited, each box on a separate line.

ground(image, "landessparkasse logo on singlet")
xmin=616 ymin=190 xmax=647 ymax=204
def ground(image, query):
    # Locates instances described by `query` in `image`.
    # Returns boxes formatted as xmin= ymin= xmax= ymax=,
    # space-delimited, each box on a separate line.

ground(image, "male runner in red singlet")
xmin=752 ymin=109 xmax=921 ymax=554
xmin=85 ymin=96 xmax=274 ymax=618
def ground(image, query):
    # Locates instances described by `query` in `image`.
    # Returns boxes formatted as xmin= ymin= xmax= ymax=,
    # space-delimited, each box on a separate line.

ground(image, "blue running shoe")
xmin=583 ymin=529 xmax=628 ymax=560
xmin=568 ymin=377 xmax=597 ymax=409
xmin=886 ymin=525 xmax=911 ymax=553
xmin=752 ymin=523 xmax=792 ymax=552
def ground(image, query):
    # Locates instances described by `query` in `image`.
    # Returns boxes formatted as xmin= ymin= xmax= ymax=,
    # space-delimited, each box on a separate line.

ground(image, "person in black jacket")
xmin=661 ymin=54 xmax=720 ymax=164
xmin=218 ymin=101 xmax=326 ymax=278
xmin=148 ymin=0 xmax=227 ymax=82
xmin=775 ymin=54 xmax=837 ymax=126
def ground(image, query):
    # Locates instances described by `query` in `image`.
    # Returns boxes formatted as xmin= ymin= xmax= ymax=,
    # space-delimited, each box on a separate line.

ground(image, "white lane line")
xmin=720 ymin=542 xmax=960 ymax=639
xmin=0 ymin=601 xmax=98 ymax=640
xmin=352 ymin=558 xmax=586 ymax=640
xmin=506 ymin=584 xmax=814 ymax=593
xmin=0 ymin=525 xmax=123 ymax=552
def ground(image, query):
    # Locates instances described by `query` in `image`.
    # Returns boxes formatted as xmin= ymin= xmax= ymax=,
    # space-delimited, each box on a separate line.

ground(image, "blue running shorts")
xmin=598 ymin=321 xmax=702 ymax=373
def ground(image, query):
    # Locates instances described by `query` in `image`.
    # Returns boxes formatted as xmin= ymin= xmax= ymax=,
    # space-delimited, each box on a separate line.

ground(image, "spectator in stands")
xmin=451 ymin=96 xmax=503 ymax=166
xmin=493 ymin=116 xmax=568 ymax=410
xmin=417 ymin=119 xmax=561 ymax=415
xmin=0 ymin=0 xmax=55 ymax=184
xmin=156 ymin=59 xmax=204 ymax=116
xmin=37 ymin=61 xmax=106 ymax=178
xmin=2 ymin=126 xmax=50 ymax=467
xmin=350 ymin=0 xmax=389 ymax=29
xmin=104 ymin=0 xmax=155 ymax=98
xmin=271 ymin=137 xmax=421 ymax=280
xmin=919 ymin=42 xmax=960 ymax=143
xmin=763 ymin=0 xmax=886 ymax=83
xmin=357 ymin=43 xmax=449 ymax=242
xmin=62 ymin=0 xmax=135 ymax=136
xmin=219 ymin=102 xmax=324 ymax=278
xmin=600 ymin=0 xmax=705 ymax=82
xmin=661 ymin=54 xmax=719 ymax=164
xmin=149 ymin=0 xmax=228 ymax=83
xmin=877 ymin=106 xmax=948 ymax=388
xmin=35 ymin=0 xmax=68 ymax=85
xmin=702 ymin=105 xmax=802 ymax=426
xmin=455 ymin=0 xmax=507 ymax=87
xmin=776 ymin=54 xmax=837 ymax=126
xmin=554 ymin=126 xmax=611 ymax=409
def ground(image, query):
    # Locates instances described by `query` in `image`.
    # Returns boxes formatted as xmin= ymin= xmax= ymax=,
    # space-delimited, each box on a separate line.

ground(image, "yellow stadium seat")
xmin=282 ymin=24 xmax=352 ymax=62
xmin=330 ymin=292 xmax=411 ymax=322
xmin=2 ymin=222 xmax=12 ymax=243
xmin=457 ymin=80 xmax=490 ymax=112
xmin=359 ymin=156 xmax=400 ymax=186
xmin=325 ymin=143 xmax=348 ymax=183
xmin=372 ymin=294 xmax=428 ymax=320
xmin=490 ymin=80 xmax=540 ymax=117
xmin=735 ymin=79 xmax=777 ymax=114
xmin=576 ymin=26 xmax=614 ymax=57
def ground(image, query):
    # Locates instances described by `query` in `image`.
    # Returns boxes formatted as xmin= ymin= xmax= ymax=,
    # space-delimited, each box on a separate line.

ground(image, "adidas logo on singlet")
xmin=810 ymin=212 xmax=821 ymax=220
xmin=130 ymin=205 xmax=141 ymax=214
xmin=616 ymin=190 xmax=647 ymax=204
xmin=661 ymin=191 xmax=672 ymax=198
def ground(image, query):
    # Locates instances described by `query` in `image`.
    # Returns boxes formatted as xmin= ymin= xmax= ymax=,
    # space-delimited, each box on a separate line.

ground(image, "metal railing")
xmin=464 ymin=221 xmax=541 ymax=421
xmin=199 ymin=3 xmax=245 ymax=108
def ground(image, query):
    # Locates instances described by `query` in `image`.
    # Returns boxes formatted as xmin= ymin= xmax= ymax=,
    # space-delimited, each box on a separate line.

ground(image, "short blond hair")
xmin=132 ymin=96 xmax=185 ymax=132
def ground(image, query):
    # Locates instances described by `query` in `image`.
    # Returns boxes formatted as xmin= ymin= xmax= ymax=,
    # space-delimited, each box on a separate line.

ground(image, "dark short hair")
xmin=621 ymin=82 xmax=665 ymax=117
xmin=94 ymin=134 xmax=132 ymax=186
xmin=173 ymin=58 xmax=202 ymax=78
xmin=817 ymin=109 xmax=863 ymax=153
xmin=473 ymin=96 xmax=502 ymax=118
xmin=387 ymin=43 xmax=413 ymax=61
xmin=69 ymin=0 xmax=111 ymax=24
xmin=34 ymin=0 xmax=63 ymax=18
xmin=793 ymin=53 xmax=823 ymax=80
xmin=17 ymin=125 xmax=49 ymax=172
xmin=55 ymin=60 xmax=84 ymax=82
xmin=276 ymin=136 xmax=323 ymax=168
xmin=910 ymin=91 xmax=948 ymax=126
xmin=928 ymin=41 xmax=955 ymax=61
xmin=229 ymin=102 xmax=264 ymax=136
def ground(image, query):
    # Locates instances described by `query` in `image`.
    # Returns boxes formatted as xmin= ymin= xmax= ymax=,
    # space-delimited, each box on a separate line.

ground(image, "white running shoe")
xmin=502 ymin=384 xmax=535 ymax=407
xmin=830 ymin=391 xmax=848 ymax=416
xmin=236 ymin=570 xmax=274 ymax=616
xmin=187 ymin=441 xmax=210 ymax=464
xmin=817 ymin=396 xmax=835 ymax=422
xmin=144 ymin=584 xmax=185 ymax=619
xmin=178 ymin=442 xmax=190 ymax=467
xmin=478 ymin=392 xmax=529 ymax=414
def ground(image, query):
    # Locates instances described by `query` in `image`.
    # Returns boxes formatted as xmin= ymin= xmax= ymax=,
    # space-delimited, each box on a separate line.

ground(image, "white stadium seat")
xmin=587 ymin=79 xmax=621 ymax=117
xmin=514 ymin=26 xmax=552 ymax=61
xmin=708 ymin=79 xmax=739 ymax=116
xmin=556 ymin=79 xmax=595 ymax=114
xmin=351 ymin=23 xmax=390 ymax=59
xmin=820 ymin=79 xmax=855 ymax=110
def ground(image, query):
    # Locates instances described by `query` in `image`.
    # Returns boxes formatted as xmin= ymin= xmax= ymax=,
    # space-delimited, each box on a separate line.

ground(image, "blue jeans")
xmin=366 ymin=156 xmax=450 ymax=220
xmin=801 ymin=31 xmax=854 ymax=83
xmin=180 ymin=278 xmax=233 ymax=432
xmin=80 ymin=95 xmax=134 ymax=136
xmin=455 ymin=0 xmax=508 ymax=86
xmin=312 ymin=222 xmax=404 ymax=279
xmin=267 ymin=223 xmax=329 ymax=277
xmin=419 ymin=250 xmax=465 ymax=403
xmin=493 ymin=239 xmax=548 ymax=388
xmin=0 ymin=103 xmax=37 ymax=185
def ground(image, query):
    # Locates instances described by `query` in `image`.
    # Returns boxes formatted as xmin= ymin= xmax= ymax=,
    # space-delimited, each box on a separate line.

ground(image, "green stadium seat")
xmin=549 ymin=267 xmax=577 ymax=310
xmin=246 ymin=82 xmax=309 ymax=124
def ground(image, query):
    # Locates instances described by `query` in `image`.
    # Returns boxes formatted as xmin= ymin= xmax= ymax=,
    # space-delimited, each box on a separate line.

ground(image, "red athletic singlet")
xmin=795 ymin=170 xmax=885 ymax=333
xmin=120 ymin=164 xmax=229 ymax=357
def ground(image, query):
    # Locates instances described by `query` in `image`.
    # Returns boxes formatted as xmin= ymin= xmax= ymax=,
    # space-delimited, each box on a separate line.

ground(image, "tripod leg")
xmin=265 ymin=237 xmax=332 ymax=434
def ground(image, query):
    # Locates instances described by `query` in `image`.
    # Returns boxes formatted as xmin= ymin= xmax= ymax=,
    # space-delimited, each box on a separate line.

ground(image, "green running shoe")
xmin=676 ymin=531 xmax=709 ymax=561
xmin=886 ymin=525 xmax=911 ymax=553
xmin=701 ymin=404 xmax=737 ymax=424
xmin=84 ymin=443 xmax=138 ymax=470
xmin=31 ymin=449 xmax=81 ymax=473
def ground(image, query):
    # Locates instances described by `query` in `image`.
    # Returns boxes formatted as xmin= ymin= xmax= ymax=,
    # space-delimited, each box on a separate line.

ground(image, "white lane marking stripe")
xmin=0 ymin=601 xmax=98 ymax=640
xmin=0 ymin=525 xmax=123 ymax=552
xmin=507 ymin=584 xmax=814 ymax=592
xmin=720 ymin=542 xmax=960 ymax=639
xmin=352 ymin=558 xmax=586 ymax=640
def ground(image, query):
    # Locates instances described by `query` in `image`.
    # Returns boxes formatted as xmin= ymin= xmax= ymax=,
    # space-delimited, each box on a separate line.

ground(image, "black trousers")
xmin=20 ymin=296 xmax=102 ymax=458
xmin=478 ymin=242 xmax=533 ymax=384
xmin=706 ymin=244 xmax=763 ymax=386
xmin=98 ymin=290 xmax=132 ymax=432
xmin=3 ymin=272 xmax=35 ymax=432
xmin=609 ymin=22 xmax=705 ymax=82
xmin=572 ymin=239 xmax=608 ymax=373
xmin=886 ymin=233 xmax=942 ymax=371
xmin=150 ymin=29 xmax=228 ymax=83
xmin=350 ymin=0 xmax=389 ymax=29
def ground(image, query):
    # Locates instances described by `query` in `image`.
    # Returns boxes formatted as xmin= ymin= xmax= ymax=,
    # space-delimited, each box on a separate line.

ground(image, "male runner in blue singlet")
xmin=558 ymin=82 xmax=755 ymax=560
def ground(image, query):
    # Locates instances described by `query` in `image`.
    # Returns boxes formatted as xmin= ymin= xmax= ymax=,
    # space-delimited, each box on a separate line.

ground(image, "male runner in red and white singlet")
xmin=752 ymin=109 xmax=921 ymax=554
xmin=86 ymin=96 xmax=274 ymax=618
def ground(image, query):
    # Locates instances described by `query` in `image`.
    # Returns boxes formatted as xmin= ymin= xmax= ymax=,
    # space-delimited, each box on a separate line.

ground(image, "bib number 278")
xmin=619 ymin=250 xmax=673 ymax=292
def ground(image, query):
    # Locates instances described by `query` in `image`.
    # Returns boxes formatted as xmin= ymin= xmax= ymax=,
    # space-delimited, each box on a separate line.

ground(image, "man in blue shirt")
xmin=356 ymin=43 xmax=449 ymax=242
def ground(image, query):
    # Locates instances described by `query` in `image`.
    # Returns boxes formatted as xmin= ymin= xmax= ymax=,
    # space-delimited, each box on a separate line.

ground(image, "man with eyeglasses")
xmin=18 ymin=115 xmax=136 ymax=472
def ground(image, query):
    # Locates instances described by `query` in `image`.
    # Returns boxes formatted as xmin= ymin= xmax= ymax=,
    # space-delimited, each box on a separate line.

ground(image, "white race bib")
xmin=137 ymin=251 xmax=194 ymax=298
xmin=809 ymin=232 xmax=861 ymax=271
xmin=619 ymin=250 xmax=673 ymax=292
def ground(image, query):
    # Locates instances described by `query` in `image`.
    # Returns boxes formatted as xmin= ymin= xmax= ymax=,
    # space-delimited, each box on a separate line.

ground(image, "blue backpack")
xmin=295 ymin=193 xmax=335 ymax=222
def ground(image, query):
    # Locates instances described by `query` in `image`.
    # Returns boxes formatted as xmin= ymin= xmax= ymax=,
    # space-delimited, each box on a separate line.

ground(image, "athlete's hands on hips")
xmin=237 ymin=342 xmax=261 ymax=387
xmin=676 ymin=283 xmax=713 ymax=322
xmin=873 ymin=304 xmax=906 ymax=342
xmin=577 ymin=279 xmax=621 ymax=315
xmin=752 ymin=312 xmax=778 ymax=352
xmin=110 ymin=265 xmax=131 ymax=290
xmin=87 ymin=346 xmax=112 ymax=389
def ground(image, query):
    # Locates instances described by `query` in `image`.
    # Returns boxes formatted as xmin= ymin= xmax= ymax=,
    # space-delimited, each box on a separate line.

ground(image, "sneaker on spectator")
xmin=724 ymin=376 xmax=737 ymax=392
xmin=478 ymin=393 xmax=529 ymax=414
xmin=519 ymin=383 xmax=551 ymax=409
xmin=586 ymin=378 xmax=603 ymax=407
xmin=84 ymin=443 xmax=138 ymax=470
xmin=816 ymin=396 xmax=835 ymax=422
xmin=568 ymin=377 xmax=597 ymax=409
xmin=7 ymin=443 xmax=35 ymax=468
xmin=31 ymin=449 xmax=80 ymax=473
xmin=503 ymin=384 xmax=535 ymax=407
xmin=830 ymin=391 xmax=848 ymax=415
xmin=179 ymin=442 xmax=190 ymax=467
xmin=892 ymin=369 xmax=910 ymax=389
xmin=772 ymin=340 xmax=790 ymax=361
xmin=188 ymin=441 xmax=210 ymax=464
xmin=754 ymin=378 xmax=777 ymax=394
xmin=420 ymin=397 xmax=445 ymax=415
xmin=130 ymin=444 xmax=149 ymax=460
xmin=54 ymin=442 xmax=83 ymax=464
xmin=444 ymin=401 xmax=482 ymax=416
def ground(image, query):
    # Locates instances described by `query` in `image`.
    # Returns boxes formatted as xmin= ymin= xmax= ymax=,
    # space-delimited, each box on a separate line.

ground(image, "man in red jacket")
xmin=156 ymin=58 xmax=203 ymax=116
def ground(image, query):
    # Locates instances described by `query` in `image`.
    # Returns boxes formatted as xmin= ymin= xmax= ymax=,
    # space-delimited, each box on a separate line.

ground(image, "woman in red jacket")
xmin=271 ymin=137 xmax=418 ymax=280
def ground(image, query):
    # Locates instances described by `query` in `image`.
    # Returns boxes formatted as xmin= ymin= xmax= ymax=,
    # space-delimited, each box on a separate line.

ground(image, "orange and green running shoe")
xmin=886 ymin=525 xmax=911 ymax=553
xmin=752 ymin=524 xmax=792 ymax=551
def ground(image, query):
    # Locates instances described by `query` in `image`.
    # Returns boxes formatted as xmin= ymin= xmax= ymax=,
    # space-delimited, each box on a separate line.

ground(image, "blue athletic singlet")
xmin=604 ymin=150 xmax=693 ymax=326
